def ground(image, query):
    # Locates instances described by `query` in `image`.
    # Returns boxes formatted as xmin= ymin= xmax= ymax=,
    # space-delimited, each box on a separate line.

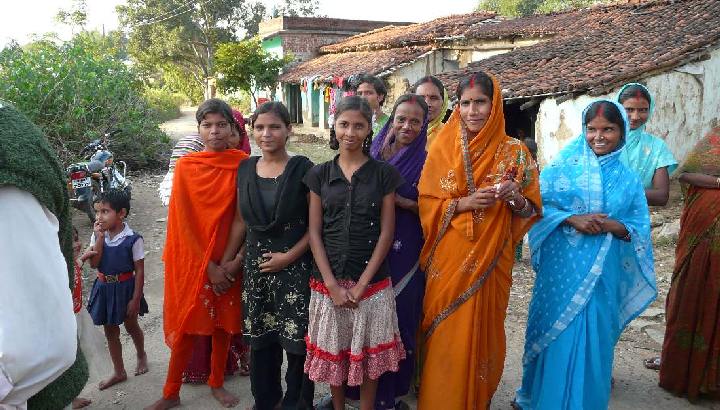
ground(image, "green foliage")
xmin=215 ymin=38 xmax=293 ymax=104
xmin=117 ymin=0 xmax=256 ymax=99
xmin=0 ymin=34 xmax=172 ymax=169
xmin=271 ymin=0 xmax=320 ymax=17
xmin=477 ymin=0 xmax=612 ymax=16
xmin=224 ymin=91 xmax=253 ymax=114
xmin=56 ymin=0 xmax=88 ymax=28
xmin=144 ymin=88 xmax=187 ymax=122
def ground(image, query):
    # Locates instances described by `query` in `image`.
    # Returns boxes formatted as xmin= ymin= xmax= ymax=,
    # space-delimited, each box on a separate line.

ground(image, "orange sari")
xmin=417 ymin=76 xmax=541 ymax=409
xmin=162 ymin=149 xmax=248 ymax=349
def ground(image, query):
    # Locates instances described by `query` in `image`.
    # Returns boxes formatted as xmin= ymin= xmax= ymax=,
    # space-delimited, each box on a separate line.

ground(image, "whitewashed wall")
xmin=535 ymin=47 xmax=720 ymax=168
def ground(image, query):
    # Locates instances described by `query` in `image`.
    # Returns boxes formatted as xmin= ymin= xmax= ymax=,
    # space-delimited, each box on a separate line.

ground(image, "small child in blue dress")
xmin=86 ymin=189 xmax=149 ymax=390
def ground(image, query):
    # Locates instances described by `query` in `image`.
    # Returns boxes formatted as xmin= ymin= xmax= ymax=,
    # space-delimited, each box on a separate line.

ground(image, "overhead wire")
xmin=130 ymin=0 xmax=213 ymax=28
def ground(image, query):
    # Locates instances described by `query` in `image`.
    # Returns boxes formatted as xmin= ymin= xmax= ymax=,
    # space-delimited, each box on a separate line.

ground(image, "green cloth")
xmin=373 ymin=112 xmax=389 ymax=136
xmin=0 ymin=101 xmax=73 ymax=279
xmin=0 ymin=101 xmax=89 ymax=408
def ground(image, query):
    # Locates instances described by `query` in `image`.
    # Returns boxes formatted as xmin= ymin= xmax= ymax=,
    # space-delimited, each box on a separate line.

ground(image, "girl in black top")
xmin=303 ymin=96 xmax=405 ymax=410
xmin=221 ymin=102 xmax=314 ymax=410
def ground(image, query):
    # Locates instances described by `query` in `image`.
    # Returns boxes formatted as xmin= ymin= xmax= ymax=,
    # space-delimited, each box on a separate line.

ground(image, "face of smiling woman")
xmin=585 ymin=113 xmax=622 ymax=156
xmin=458 ymin=85 xmax=492 ymax=134
xmin=391 ymin=101 xmax=425 ymax=148
xmin=334 ymin=109 xmax=370 ymax=152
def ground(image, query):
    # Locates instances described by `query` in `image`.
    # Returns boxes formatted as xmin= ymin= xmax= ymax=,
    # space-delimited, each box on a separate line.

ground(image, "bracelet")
xmin=716 ymin=177 xmax=720 ymax=189
xmin=510 ymin=195 xmax=532 ymax=214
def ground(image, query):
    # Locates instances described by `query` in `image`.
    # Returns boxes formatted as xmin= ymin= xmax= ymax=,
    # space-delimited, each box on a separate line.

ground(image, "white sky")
xmin=0 ymin=0 xmax=479 ymax=47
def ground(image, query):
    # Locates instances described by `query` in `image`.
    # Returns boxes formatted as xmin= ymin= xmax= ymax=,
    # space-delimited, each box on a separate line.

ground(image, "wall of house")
xmin=535 ymin=48 xmax=720 ymax=168
xmin=281 ymin=33 xmax=354 ymax=63
xmin=383 ymin=50 xmax=461 ymax=112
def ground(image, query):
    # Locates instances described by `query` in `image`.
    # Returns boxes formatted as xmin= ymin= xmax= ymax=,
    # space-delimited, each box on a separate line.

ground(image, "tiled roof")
xmin=318 ymin=12 xmax=496 ymax=53
xmin=436 ymin=0 xmax=720 ymax=99
xmin=279 ymin=46 xmax=431 ymax=83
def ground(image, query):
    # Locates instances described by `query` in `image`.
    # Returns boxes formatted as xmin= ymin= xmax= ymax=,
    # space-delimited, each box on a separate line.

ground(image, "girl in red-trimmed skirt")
xmin=303 ymin=96 xmax=406 ymax=410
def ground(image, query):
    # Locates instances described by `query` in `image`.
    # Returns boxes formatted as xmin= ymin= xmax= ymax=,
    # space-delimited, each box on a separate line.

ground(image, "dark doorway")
xmin=286 ymin=84 xmax=303 ymax=124
xmin=504 ymin=100 xmax=538 ymax=141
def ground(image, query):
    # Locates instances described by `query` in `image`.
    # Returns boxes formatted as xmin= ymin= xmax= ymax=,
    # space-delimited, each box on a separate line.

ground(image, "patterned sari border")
xmin=425 ymin=199 xmax=459 ymax=272
xmin=522 ymin=232 xmax=613 ymax=366
xmin=425 ymin=237 xmax=509 ymax=339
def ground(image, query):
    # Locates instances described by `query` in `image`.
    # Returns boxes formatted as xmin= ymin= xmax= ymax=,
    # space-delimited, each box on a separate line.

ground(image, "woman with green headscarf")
xmin=411 ymin=76 xmax=449 ymax=149
xmin=617 ymin=83 xmax=678 ymax=206
xmin=0 ymin=100 xmax=89 ymax=408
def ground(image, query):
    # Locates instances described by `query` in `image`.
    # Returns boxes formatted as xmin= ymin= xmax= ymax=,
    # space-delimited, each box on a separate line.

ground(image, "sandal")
xmin=644 ymin=356 xmax=661 ymax=370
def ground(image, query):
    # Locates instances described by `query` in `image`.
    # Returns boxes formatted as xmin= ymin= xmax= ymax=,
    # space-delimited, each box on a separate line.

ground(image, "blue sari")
xmin=617 ymin=83 xmax=678 ymax=188
xmin=515 ymin=100 xmax=657 ymax=409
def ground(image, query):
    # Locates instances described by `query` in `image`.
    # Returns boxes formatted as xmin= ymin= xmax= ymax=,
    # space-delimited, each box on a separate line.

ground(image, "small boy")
xmin=86 ymin=189 xmax=149 ymax=390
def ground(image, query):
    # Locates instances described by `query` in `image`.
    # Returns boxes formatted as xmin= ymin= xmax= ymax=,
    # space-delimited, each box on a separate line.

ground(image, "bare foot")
xmin=211 ymin=387 xmax=240 ymax=408
xmin=72 ymin=397 xmax=92 ymax=409
xmin=135 ymin=352 xmax=149 ymax=376
xmin=98 ymin=371 xmax=127 ymax=390
xmin=144 ymin=397 xmax=181 ymax=410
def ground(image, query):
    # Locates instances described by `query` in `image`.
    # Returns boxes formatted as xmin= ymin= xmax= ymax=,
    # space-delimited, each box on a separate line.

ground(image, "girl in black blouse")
xmin=221 ymin=102 xmax=314 ymax=410
xmin=303 ymin=96 xmax=405 ymax=410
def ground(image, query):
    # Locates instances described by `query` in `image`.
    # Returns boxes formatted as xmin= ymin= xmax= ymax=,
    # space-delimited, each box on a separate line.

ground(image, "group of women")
xmin=155 ymin=68 xmax=719 ymax=410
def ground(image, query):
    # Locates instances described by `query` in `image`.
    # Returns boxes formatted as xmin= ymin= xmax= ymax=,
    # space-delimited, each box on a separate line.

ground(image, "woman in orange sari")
xmin=147 ymin=99 xmax=248 ymax=410
xmin=417 ymin=71 xmax=541 ymax=409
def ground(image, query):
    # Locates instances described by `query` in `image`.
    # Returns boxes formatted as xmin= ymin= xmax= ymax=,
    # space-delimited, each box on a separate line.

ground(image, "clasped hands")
xmin=207 ymin=261 xmax=238 ymax=296
xmin=565 ymin=213 xmax=627 ymax=236
xmin=326 ymin=281 xmax=367 ymax=309
xmin=458 ymin=180 xmax=523 ymax=212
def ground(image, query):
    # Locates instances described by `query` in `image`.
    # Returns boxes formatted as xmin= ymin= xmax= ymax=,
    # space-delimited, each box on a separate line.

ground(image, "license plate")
xmin=72 ymin=177 xmax=92 ymax=189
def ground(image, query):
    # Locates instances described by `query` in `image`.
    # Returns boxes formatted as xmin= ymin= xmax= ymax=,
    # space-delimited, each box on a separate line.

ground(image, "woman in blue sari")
xmin=617 ymin=83 xmax=678 ymax=206
xmin=514 ymin=100 xmax=657 ymax=409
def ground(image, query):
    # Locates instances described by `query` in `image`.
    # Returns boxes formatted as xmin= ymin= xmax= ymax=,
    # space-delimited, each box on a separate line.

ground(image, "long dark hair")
xmin=196 ymin=98 xmax=235 ymax=125
xmin=251 ymin=101 xmax=291 ymax=127
xmin=330 ymin=96 xmax=373 ymax=154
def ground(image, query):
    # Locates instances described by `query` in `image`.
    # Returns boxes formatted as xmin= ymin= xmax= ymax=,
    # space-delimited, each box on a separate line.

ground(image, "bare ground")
xmin=71 ymin=109 xmax=718 ymax=409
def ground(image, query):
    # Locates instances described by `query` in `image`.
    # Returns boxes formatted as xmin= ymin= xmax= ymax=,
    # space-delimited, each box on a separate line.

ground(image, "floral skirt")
xmin=304 ymin=278 xmax=406 ymax=387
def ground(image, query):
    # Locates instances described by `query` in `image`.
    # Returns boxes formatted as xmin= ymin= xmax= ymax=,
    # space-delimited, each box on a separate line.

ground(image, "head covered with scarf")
xmin=370 ymin=93 xmax=429 ymax=191
xmin=410 ymin=76 xmax=449 ymax=149
xmin=415 ymin=71 xmax=541 ymax=409
xmin=526 ymin=99 xmax=656 ymax=365
xmin=617 ymin=82 xmax=678 ymax=187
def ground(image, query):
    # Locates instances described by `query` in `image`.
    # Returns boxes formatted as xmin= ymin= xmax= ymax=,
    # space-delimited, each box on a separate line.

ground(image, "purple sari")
xmin=347 ymin=115 xmax=428 ymax=408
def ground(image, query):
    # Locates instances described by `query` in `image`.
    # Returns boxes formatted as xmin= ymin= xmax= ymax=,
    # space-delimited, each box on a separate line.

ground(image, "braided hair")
xmin=330 ymin=95 xmax=374 ymax=155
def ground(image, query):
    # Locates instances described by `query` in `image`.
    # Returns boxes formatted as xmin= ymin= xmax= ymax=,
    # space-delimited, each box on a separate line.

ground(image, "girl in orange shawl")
xmin=147 ymin=99 xmax=248 ymax=410
xmin=417 ymin=71 xmax=541 ymax=409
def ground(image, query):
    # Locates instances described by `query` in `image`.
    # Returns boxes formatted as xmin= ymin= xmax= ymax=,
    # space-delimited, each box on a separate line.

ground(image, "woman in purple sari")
xmin=345 ymin=94 xmax=429 ymax=409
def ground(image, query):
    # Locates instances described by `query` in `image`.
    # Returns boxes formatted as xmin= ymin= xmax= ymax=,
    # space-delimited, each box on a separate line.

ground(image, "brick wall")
xmin=281 ymin=33 xmax=352 ymax=62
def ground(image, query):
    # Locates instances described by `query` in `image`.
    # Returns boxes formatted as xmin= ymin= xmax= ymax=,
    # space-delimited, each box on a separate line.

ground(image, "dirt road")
xmin=71 ymin=109 xmax=715 ymax=409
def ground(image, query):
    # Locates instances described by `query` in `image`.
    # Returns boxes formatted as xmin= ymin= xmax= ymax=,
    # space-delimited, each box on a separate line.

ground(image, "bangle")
xmin=510 ymin=196 xmax=532 ymax=214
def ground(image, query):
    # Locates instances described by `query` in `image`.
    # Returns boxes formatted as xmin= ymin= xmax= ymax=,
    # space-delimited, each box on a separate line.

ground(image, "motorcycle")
xmin=66 ymin=129 xmax=131 ymax=222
